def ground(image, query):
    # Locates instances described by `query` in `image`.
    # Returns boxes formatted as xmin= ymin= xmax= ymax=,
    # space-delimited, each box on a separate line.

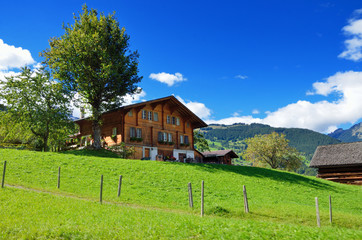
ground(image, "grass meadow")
xmin=0 ymin=148 xmax=361 ymax=239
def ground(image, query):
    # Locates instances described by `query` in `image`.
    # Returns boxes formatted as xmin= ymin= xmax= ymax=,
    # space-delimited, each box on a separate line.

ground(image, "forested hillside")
xmin=200 ymin=123 xmax=340 ymax=161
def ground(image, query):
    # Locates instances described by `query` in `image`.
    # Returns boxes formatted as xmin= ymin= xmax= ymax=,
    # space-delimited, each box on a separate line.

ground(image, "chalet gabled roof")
xmin=202 ymin=150 xmax=239 ymax=158
xmin=310 ymin=142 xmax=362 ymax=167
xmin=75 ymin=95 xmax=208 ymax=129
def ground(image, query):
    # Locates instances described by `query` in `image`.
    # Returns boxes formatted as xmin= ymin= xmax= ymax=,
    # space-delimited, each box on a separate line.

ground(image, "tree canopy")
xmin=0 ymin=66 xmax=73 ymax=151
xmin=42 ymin=5 xmax=142 ymax=149
xmin=242 ymin=132 xmax=303 ymax=171
xmin=194 ymin=131 xmax=210 ymax=152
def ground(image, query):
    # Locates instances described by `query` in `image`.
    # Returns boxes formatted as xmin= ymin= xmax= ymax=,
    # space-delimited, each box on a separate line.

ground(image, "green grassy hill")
xmin=0 ymin=149 xmax=361 ymax=239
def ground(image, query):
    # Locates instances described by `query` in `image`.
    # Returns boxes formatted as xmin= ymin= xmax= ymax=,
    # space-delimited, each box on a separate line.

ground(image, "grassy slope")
xmin=0 ymin=149 xmax=361 ymax=238
xmin=1 ymin=188 xmax=360 ymax=240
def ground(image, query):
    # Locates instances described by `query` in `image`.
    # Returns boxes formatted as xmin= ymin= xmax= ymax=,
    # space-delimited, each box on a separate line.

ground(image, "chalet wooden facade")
xmin=75 ymin=96 xmax=207 ymax=161
xmin=201 ymin=150 xmax=238 ymax=165
xmin=310 ymin=142 xmax=362 ymax=185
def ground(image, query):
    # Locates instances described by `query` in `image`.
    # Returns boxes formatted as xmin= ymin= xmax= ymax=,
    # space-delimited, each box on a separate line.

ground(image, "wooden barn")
xmin=201 ymin=150 xmax=238 ymax=165
xmin=75 ymin=96 xmax=208 ymax=161
xmin=310 ymin=142 xmax=362 ymax=185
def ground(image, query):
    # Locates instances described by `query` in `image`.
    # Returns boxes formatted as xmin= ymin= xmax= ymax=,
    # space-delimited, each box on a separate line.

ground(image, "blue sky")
xmin=2 ymin=1 xmax=362 ymax=133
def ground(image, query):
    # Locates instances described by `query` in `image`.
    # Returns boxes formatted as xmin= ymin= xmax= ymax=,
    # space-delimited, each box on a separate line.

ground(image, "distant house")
xmin=310 ymin=142 xmax=362 ymax=185
xmin=201 ymin=150 xmax=238 ymax=165
xmin=75 ymin=96 xmax=208 ymax=161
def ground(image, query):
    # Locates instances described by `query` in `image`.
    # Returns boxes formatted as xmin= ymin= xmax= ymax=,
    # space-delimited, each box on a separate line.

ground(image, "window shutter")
xmin=158 ymin=132 xmax=162 ymax=141
xmin=185 ymin=136 xmax=189 ymax=144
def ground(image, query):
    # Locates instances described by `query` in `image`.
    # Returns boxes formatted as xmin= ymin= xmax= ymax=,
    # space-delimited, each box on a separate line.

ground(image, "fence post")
xmin=329 ymin=195 xmax=332 ymax=224
xmin=1 ymin=161 xmax=6 ymax=188
xmin=243 ymin=185 xmax=249 ymax=213
xmin=100 ymin=175 xmax=103 ymax=204
xmin=57 ymin=167 xmax=61 ymax=189
xmin=201 ymin=180 xmax=204 ymax=217
xmin=188 ymin=182 xmax=193 ymax=208
xmin=118 ymin=175 xmax=122 ymax=197
xmin=315 ymin=197 xmax=321 ymax=227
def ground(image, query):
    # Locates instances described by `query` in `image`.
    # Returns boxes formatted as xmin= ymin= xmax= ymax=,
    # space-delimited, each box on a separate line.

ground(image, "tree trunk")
xmin=92 ymin=108 xmax=102 ymax=149
xmin=43 ymin=135 xmax=48 ymax=152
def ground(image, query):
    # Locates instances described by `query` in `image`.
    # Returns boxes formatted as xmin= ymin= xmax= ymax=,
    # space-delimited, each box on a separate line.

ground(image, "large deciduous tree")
xmin=194 ymin=131 xmax=210 ymax=152
xmin=0 ymin=67 xmax=73 ymax=151
xmin=42 ymin=5 xmax=142 ymax=149
xmin=242 ymin=132 xmax=303 ymax=171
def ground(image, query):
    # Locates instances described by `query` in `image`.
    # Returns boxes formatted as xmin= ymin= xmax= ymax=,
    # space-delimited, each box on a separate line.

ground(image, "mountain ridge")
xmin=328 ymin=122 xmax=362 ymax=142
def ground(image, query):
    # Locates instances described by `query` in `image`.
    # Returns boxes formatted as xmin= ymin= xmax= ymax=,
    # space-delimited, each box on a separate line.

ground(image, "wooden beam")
xmin=162 ymin=103 xmax=165 ymax=130
xmin=133 ymin=106 xmax=143 ymax=127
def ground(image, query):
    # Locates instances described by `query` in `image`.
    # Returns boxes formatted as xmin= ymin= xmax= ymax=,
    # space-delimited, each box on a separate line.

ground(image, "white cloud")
xmin=339 ymin=10 xmax=362 ymax=61
xmin=122 ymin=88 xmax=146 ymax=105
xmin=208 ymin=71 xmax=362 ymax=133
xmin=176 ymin=96 xmax=212 ymax=120
xmin=0 ymin=39 xmax=35 ymax=70
xmin=149 ymin=72 xmax=186 ymax=86
xmin=252 ymin=109 xmax=260 ymax=114
xmin=235 ymin=75 xmax=248 ymax=79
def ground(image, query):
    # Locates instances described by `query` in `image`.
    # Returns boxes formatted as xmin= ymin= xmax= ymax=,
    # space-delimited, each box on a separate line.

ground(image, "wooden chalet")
xmin=75 ymin=96 xmax=208 ymax=161
xmin=201 ymin=150 xmax=238 ymax=165
xmin=310 ymin=142 xmax=362 ymax=185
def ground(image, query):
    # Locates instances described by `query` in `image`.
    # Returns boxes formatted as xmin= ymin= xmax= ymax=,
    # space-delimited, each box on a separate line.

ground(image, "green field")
xmin=0 ymin=149 xmax=361 ymax=239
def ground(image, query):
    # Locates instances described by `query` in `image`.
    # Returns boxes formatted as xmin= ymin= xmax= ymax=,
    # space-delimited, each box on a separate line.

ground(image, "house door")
xmin=144 ymin=148 xmax=150 ymax=159
xmin=179 ymin=153 xmax=186 ymax=163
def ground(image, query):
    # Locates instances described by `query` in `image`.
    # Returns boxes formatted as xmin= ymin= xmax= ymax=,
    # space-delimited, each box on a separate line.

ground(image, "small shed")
xmin=310 ymin=142 xmax=362 ymax=185
xmin=202 ymin=150 xmax=238 ymax=165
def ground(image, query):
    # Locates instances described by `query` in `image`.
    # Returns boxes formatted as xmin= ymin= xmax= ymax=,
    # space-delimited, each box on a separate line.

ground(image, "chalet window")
xmin=168 ymin=133 xmax=172 ymax=142
xmin=112 ymin=127 xmax=117 ymax=137
xmin=163 ymin=132 xmax=167 ymax=142
xmin=180 ymin=135 xmax=184 ymax=144
xmin=128 ymin=110 xmax=133 ymax=117
xmin=167 ymin=115 xmax=171 ymax=124
xmin=130 ymin=127 xmax=136 ymax=138
xmin=153 ymin=112 xmax=158 ymax=121
xmin=172 ymin=117 xmax=176 ymax=125
xmin=148 ymin=111 xmax=152 ymax=120
xmin=176 ymin=117 xmax=180 ymax=126
xmin=142 ymin=110 xmax=147 ymax=119
xmin=184 ymin=135 xmax=189 ymax=144
xmin=186 ymin=122 xmax=190 ymax=128
xmin=136 ymin=128 xmax=142 ymax=138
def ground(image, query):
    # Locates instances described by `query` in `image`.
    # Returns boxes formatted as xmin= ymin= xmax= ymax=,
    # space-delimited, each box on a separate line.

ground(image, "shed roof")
xmin=310 ymin=142 xmax=362 ymax=167
xmin=202 ymin=150 xmax=239 ymax=158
